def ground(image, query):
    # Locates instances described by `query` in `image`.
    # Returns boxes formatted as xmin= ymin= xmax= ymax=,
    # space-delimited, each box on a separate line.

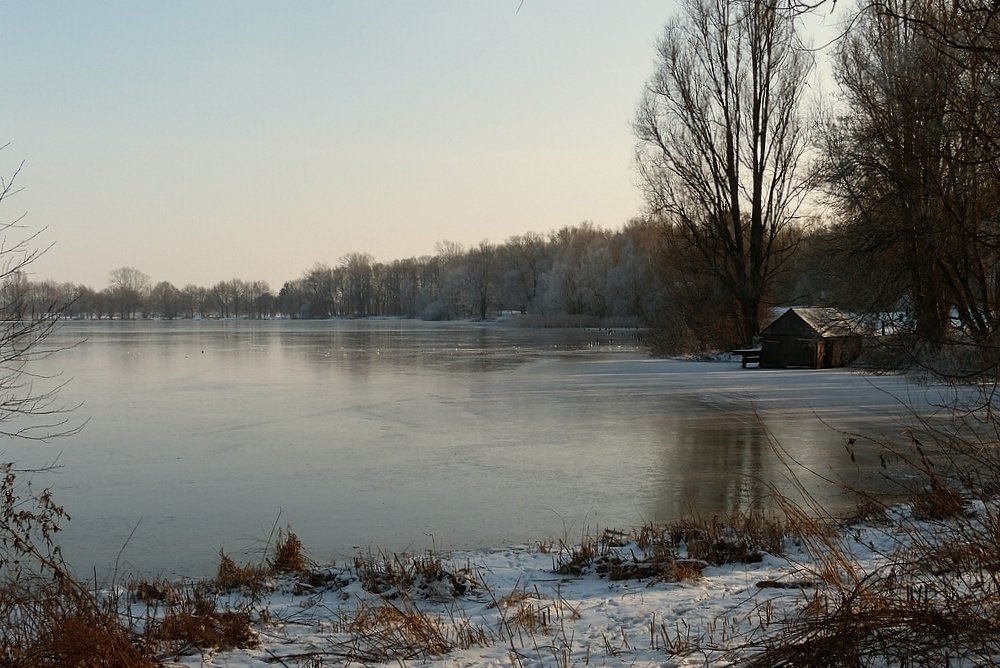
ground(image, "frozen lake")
xmin=5 ymin=319 xmax=951 ymax=579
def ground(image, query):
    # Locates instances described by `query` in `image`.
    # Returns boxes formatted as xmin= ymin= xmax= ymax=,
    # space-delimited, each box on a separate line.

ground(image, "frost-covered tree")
xmin=339 ymin=252 xmax=375 ymax=317
xmin=501 ymin=232 xmax=550 ymax=314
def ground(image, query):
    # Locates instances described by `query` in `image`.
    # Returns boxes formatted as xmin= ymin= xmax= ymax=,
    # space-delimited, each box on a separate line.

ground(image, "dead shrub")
xmin=0 ymin=579 xmax=152 ymax=667
xmin=912 ymin=475 xmax=968 ymax=521
xmin=745 ymin=401 xmax=1000 ymax=666
xmin=0 ymin=470 xmax=153 ymax=667
xmin=129 ymin=578 xmax=179 ymax=606
xmin=841 ymin=496 xmax=889 ymax=525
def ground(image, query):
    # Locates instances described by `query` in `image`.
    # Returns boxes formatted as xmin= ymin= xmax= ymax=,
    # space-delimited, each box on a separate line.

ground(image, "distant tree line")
xmin=3 ymin=267 xmax=279 ymax=322
xmin=3 ymin=214 xmax=891 ymax=342
xmin=5 ymin=220 xmax=670 ymax=324
xmin=14 ymin=0 xmax=1000 ymax=368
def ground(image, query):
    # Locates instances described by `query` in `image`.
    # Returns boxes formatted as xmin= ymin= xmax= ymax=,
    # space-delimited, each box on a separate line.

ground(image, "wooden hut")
xmin=759 ymin=307 xmax=862 ymax=369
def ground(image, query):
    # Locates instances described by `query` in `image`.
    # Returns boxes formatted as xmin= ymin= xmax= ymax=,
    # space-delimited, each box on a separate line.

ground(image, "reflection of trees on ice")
xmin=654 ymin=408 xmax=770 ymax=519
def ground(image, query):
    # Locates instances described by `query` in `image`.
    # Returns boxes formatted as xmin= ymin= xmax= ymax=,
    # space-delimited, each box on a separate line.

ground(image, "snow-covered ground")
xmin=148 ymin=512 xmax=916 ymax=668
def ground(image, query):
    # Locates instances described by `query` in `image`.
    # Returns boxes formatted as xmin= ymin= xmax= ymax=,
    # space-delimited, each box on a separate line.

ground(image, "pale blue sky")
xmin=0 ymin=1 xmax=681 ymax=290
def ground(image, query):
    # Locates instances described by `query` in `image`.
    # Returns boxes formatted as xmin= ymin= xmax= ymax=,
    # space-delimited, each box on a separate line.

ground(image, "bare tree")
xmin=823 ymin=0 xmax=1000 ymax=365
xmin=635 ymin=0 xmax=815 ymax=346
xmin=107 ymin=266 xmax=150 ymax=320
xmin=148 ymin=280 xmax=181 ymax=319
xmin=379 ymin=258 xmax=424 ymax=317
xmin=302 ymin=263 xmax=337 ymax=318
xmin=0 ymin=271 xmax=30 ymax=321
xmin=180 ymin=283 xmax=206 ymax=319
xmin=339 ymin=253 xmax=375 ymax=317
xmin=467 ymin=241 xmax=496 ymax=320
xmin=0 ymin=150 xmax=80 ymax=442
xmin=501 ymin=232 xmax=549 ymax=314
xmin=432 ymin=241 xmax=471 ymax=319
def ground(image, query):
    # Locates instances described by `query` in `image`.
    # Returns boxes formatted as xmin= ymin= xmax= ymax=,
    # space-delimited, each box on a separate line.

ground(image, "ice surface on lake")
xmin=9 ymin=320 xmax=947 ymax=579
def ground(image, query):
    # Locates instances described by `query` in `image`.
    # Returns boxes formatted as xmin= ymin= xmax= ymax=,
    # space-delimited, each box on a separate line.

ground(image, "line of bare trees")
xmin=0 ymin=220 xmax=671 ymax=324
xmin=1 ymin=269 xmax=278 ymax=322
xmin=277 ymin=223 xmax=667 ymax=322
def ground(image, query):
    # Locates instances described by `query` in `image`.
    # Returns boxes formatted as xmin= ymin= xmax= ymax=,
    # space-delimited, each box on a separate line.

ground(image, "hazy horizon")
xmin=0 ymin=1 xmax=685 ymax=291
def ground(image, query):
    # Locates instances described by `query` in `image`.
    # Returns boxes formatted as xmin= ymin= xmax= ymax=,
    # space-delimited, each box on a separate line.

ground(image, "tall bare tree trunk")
xmin=635 ymin=0 xmax=813 ymax=348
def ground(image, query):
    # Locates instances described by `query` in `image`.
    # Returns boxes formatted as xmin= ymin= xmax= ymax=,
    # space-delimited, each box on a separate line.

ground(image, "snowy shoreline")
xmin=146 ymin=507 xmax=917 ymax=668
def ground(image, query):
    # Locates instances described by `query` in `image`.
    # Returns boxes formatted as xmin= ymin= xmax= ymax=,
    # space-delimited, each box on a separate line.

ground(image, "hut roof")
xmin=763 ymin=307 xmax=859 ymax=338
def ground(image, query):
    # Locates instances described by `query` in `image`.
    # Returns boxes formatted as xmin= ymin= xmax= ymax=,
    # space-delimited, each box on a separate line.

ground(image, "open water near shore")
xmin=5 ymin=319 xmax=955 ymax=579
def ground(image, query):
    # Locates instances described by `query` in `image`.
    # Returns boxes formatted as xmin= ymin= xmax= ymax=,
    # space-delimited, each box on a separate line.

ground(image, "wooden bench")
xmin=733 ymin=348 xmax=762 ymax=368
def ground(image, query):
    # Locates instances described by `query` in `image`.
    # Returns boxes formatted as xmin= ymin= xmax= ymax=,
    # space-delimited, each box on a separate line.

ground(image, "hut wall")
xmin=819 ymin=336 xmax=862 ymax=368
xmin=760 ymin=336 xmax=819 ymax=368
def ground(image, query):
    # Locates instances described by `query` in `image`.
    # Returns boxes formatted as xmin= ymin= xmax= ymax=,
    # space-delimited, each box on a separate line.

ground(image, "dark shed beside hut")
xmin=759 ymin=307 xmax=862 ymax=369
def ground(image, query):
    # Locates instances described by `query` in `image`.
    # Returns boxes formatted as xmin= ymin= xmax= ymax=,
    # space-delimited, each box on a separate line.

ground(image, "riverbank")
xmin=157 ymin=528 xmax=800 ymax=666
xmin=6 ymin=445 xmax=999 ymax=667
xmin=109 ymin=491 xmax=1000 ymax=667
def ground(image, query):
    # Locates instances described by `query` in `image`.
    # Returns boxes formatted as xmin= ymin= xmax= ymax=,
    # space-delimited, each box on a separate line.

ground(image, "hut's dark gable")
xmin=758 ymin=308 xmax=862 ymax=369
xmin=763 ymin=310 xmax=823 ymax=338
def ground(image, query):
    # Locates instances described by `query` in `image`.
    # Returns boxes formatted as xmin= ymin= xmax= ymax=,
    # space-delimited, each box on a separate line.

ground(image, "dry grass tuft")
xmin=138 ymin=538 xmax=322 ymax=655
xmin=270 ymin=528 xmax=309 ymax=573
xmin=553 ymin=512 xmax=786 ymax=583
xmin=841 ymin=496 xmax=889 ymax=525
xmin=552 ymin=533 xmax=611 ymax=576
xmin=746 ymin=544 xmax=1000 ymax=667
xmin=489 ymin=584 xmax=583 ymax=646
xmin=912 ymin=475 xmax=968 ymax=521
xmin=353 ymin=551 xmax=477 ymax=599
xmin=350 ymin=600 xmax=454 ymax=655
xmin=143 ymin=583 xmax=259 ymax=655
xmin=490 ymin=587 xmax=552 ymax=636
xmin=322 ymin=598 xmax=490 ymax=663
xmin=669 ymin=511 xmax=784 ymax=566
xmin=214 ymin=550 xmax=269 ymax=595
xmin=0 ymin=526 xmax=322 ymax=663
xmin=129 ymin=578 xmax=177 ymax=605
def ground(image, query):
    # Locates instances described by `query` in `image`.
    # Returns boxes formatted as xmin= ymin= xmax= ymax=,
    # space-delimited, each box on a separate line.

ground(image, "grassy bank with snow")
xmin=6 ymin=481 xmax=1000 ymax=667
